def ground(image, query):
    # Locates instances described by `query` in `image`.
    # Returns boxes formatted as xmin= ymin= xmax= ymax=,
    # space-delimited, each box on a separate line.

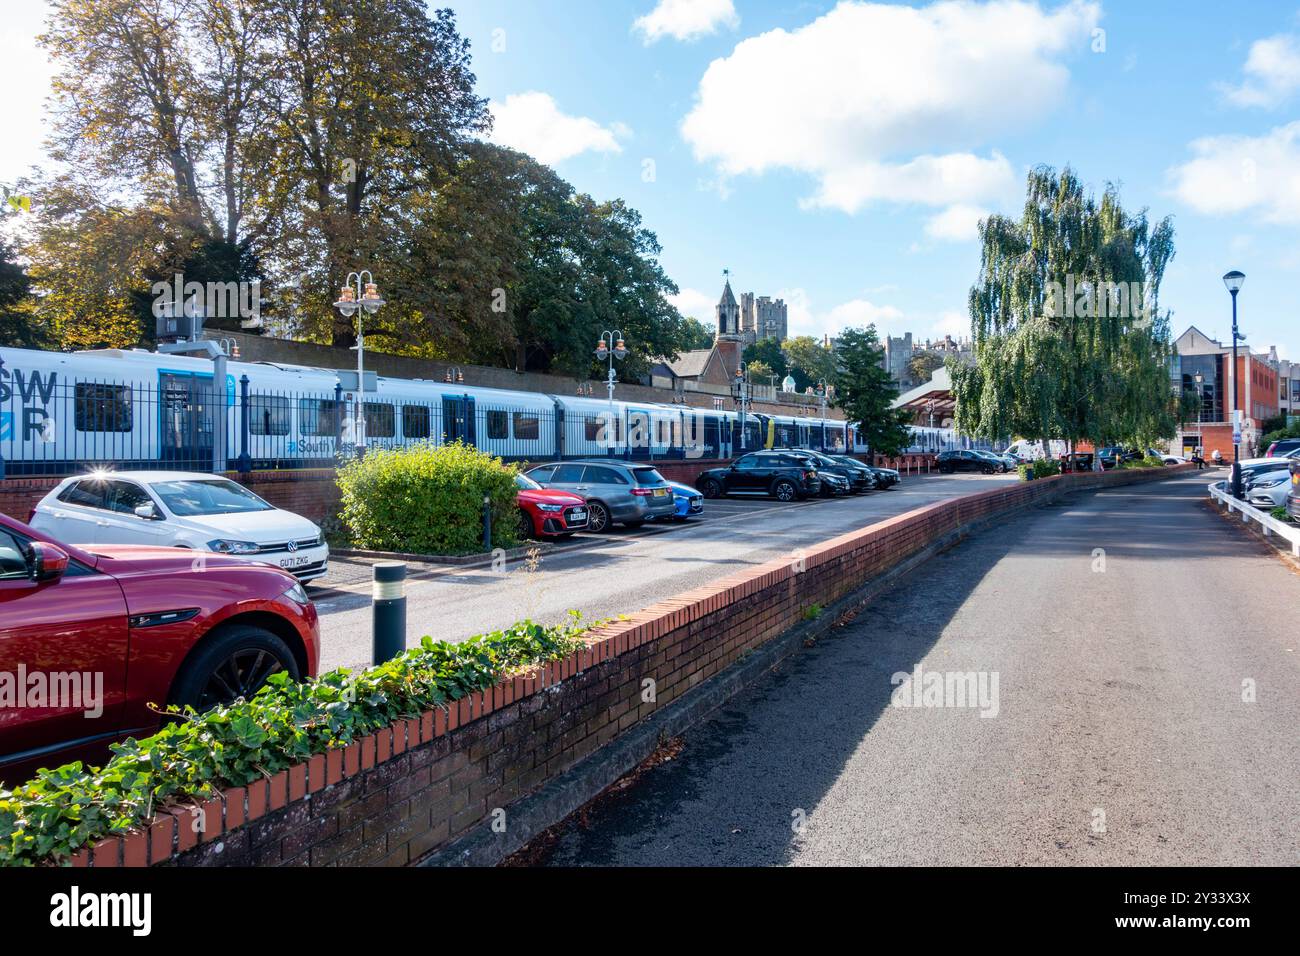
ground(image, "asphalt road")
xmin=310 ymin=471 xmax=1019 ymax=672
xmin=531 ymin=469 xmax=1300 ymax=866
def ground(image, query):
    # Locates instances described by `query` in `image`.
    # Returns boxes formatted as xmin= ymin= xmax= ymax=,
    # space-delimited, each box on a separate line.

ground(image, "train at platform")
xmin=0 ymin=345 xmax=963 ymax=475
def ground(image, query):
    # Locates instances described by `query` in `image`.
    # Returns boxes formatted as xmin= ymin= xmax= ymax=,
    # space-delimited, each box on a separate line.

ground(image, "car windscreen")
xmin=515 ymin=473 xmax=542 ymax=490
xmin=632 ymin=467 xmax=666 ymax=485
xmin=150 ymin=479 xmax=274 ymax=516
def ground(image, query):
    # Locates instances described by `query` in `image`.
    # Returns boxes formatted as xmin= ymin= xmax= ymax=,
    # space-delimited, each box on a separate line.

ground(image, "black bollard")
xmin=372 ymin=562 xmax=406 ymax=665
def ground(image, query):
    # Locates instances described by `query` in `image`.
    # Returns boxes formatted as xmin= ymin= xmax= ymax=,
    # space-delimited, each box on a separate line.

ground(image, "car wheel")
xmin=586 ymin=501 xmax=611 ymax=533
xmin=773 ymin=480 xmax=797 ymax=502
xmin=517 ymin=509 xmax=535 ymax=540
xmin=169 ymin=624 xmax=300 ymax=712
xmin=699 ymin=478 xmax=723 ymax=499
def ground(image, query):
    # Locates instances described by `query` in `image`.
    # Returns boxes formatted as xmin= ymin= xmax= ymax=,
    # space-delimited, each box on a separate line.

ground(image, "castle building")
xmin=739 ymin=292 xmax=788 ymax=343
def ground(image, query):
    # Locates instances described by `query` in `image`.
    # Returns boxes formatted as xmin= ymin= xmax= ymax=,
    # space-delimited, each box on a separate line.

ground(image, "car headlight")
xmin=1255 ymin=478 xmax=1285 ymax=488
xmin=536 ymin=503 xmax=563 ymax=512
xmin=206 ymin=539 xmax=260 ymax=554
xmin=281 ymin=581 xmax=311 ymax=605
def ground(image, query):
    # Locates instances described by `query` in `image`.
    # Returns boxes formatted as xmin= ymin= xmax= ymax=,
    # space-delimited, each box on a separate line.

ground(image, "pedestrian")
xmin=1211 ymin=448 xmax=1223 ymax=467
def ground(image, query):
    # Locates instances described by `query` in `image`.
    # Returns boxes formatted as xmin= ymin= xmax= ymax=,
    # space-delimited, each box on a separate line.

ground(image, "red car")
xmin=515 ymin=473 xmax=589 ymax=538
xmin=0 ymin=512 xmax=319 ymax=785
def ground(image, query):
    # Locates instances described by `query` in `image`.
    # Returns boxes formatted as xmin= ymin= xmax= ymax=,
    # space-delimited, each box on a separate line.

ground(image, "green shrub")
xmin=1019 ymin=458 xmax=1061 ymax=481
xmin=0 ymin=613 xmax=593 ymax=867
xmin=337 ymin=440 xmax=521 ymax=554
xmin=1271 ymin=506 xmax=1291 ymax=522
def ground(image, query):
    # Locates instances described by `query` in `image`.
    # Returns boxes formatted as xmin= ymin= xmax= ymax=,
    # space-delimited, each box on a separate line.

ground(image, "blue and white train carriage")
xmin=0 ymin=342 xmax=869 ymax=475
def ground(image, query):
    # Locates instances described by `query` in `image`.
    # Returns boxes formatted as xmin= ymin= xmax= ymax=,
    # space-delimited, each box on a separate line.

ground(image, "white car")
xmin=1246 ymin=471 xmax=1293 ymax=509
xmin=30 ymin=471 xmax=330 ymax=583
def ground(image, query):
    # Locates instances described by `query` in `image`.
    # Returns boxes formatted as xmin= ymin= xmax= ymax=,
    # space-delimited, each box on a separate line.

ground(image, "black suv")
xmin=696 ymin=451 xmax=823 ymax=501
xmin=936 ymin=449 xmax=997 ymax=474
xmin=784 ymin=449 xmax=873 ymax=493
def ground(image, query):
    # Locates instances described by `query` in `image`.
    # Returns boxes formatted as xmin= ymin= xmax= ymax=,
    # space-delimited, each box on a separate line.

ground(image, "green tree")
xmin=908 ymin=350 xmax=944 ymax=384
xmin=784 ymin=335 xmax=837 ymax=391
xmin=834 ymin=326 xmax=911 ymax=455
xmin=951 ymin=166 xmax=1177 ymax=452
xmin=0 ymin=202 xmax=49 ymax=348
xmin=681 ymin=316 xmax=714 ymax=350
xmin=744 ymin=337 xmax=788 ymax=380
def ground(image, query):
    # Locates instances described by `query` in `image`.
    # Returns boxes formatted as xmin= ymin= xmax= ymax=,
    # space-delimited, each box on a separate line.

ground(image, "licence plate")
xmin=570 ymin=509 xmax=587 ymax=519
xmin=279 ymin=556 xmax=312 ymax=569
xmin=653 ymin=488 xmax=669 ymax=497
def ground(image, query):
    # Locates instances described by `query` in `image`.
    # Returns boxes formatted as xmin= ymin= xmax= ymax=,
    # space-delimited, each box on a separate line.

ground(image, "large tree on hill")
xmin=833 ymin=326 xmax=912 ymax=456
xmin=950 ymin=166 xmax=1177 ymax=452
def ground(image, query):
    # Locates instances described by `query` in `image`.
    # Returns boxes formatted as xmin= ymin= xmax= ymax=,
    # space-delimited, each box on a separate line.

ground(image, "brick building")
xmin=1173 ymin=326 xmax=1280 ymax=459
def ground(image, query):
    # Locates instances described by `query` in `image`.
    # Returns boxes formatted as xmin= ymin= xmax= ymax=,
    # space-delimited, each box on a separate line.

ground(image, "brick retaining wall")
xmin=68 ymin=463 xmax=1189 ymax=868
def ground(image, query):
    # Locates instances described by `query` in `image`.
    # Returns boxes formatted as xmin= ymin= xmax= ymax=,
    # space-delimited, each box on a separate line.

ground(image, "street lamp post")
xmin=732 ymin=364 xmax=754 ymax=450
xmin=333 ymin=271 xmax=386 ymax=453
xmin=594 ymin=331 xmax=627 ymax=450
xmin=1223 ymin=270 xmax=1245 ymax=497
xmin=814 ymin=380 xmax=835 ymax=450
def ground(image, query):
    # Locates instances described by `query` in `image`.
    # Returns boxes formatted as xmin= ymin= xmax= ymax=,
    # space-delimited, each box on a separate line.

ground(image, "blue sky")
xmin=3 ymin=1 xmax=1299 ymax=356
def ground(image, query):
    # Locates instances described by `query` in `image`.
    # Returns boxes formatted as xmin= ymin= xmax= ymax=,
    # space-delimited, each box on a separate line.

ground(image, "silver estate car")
xmin=524 ymin=460 xmax=675 ymax=532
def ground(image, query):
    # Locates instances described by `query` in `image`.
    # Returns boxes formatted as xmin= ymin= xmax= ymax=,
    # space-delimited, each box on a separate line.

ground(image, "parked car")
xmin=816 ymin=470 xmax=851 ymax=497
xmin=31 ymin=471 xmax=330 ymax=583
xmin=664 ymin=481 xmax=704 ymax=521
xmin=1245 ymin=470 xmax=1293 ymax=509
xmin=1096 ymin=446 xmax=1141 ymax=469
xmin=866 ymin=464 xmax=900 ymax=489
xmin=829 ymin=455 xmax=883 ymax=490
xmin=1265 ymin=438 xmax=1300 ymax=458
xmin=787 ymin=449 xmax=873 ymax=493
xmin=695 ymin=451 xmax=822 ymax=501
xmin=523 ymin=460 xmax=674 ymax=531
xmin=984 ymin=451 xmax=1019 ymax=472
xmin=0 ymin=512 xmax=319 ymax=785
xmin=1059 ymin=452 xmax=1096 ymax=473
xmin=514 ymin=473 xmax=589 ymax=539
xmin=936 ymin=450 xmax=998 ymax=474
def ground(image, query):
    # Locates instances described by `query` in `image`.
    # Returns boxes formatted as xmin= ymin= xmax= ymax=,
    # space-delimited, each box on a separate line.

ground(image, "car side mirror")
xmin=134 ymin=502 xmax=158 ymax=520
xmin=27 ymin=541 xmax=69 ymax=582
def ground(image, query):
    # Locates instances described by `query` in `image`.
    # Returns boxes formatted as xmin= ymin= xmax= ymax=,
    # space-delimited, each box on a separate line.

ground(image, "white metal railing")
xmin=1207 ymin=480 xmax=1300 ymax=557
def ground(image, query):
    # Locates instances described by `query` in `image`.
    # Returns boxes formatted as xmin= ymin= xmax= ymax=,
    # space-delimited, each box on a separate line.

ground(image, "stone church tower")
xmin=716 ymin=274 xmax=742 ymax=338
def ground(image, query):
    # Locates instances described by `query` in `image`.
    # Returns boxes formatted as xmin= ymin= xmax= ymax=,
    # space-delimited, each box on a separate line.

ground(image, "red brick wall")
xmin=70 ymin=463 xmax=1188 ymax=869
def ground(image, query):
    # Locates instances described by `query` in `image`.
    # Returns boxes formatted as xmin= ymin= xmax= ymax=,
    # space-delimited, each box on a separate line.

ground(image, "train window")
xmin=403 ymin=405 xmax=430 ymax=440
xmin=584 ymin=416 xmax=603 ymax=442
xmin=299 ymin=399 xmax=340 ymax=436
xmin=486 ymin=410 xmax=508 ymax=440
xmin=364 ymin=403 xmax=395 ymax=438
xmin=74 ymin=383 xmax=132 ymax=432
xmin=249 ymin=395 xmax=291 ymax=436
xmin=512 ymin=413 xmax=539 ymax=440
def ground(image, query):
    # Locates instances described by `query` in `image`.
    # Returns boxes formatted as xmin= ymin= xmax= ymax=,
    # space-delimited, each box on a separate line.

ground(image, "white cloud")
xmin=488 ymin=92 xmax=627 ymax=166
xmin=1167 ymin=122 xmax=1300 ymax=224
xmin=923 ymin=203 xmax=990 ymax=242
xmin=681 ymin=0 xmax=1099 ymax=215
xmin=634 ymin=0 xmax=739 ymax=44
xmin=1218 ymin=34 xmax=1300 ymax=108
xmin=669 ymin=286 xmax=717 ymax=320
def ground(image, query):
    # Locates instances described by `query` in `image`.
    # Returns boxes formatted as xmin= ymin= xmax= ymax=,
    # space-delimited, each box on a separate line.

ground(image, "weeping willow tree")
xmin=951 ymin=166 xmax=1178 ymax=453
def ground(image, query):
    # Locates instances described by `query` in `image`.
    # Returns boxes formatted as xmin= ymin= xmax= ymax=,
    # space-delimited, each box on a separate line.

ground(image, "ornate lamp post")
xmin=333 ymin=271 xmax=386 ymax=451
xmin=595 ymin=331 xmax=627 ymax=448
xmin=732 ymin=363 xmax=755 ymax=450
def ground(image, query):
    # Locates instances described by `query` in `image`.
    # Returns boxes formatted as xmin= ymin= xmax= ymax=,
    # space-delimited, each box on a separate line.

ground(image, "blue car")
xmin=665 ymin=481 xmax=705 ymax=520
